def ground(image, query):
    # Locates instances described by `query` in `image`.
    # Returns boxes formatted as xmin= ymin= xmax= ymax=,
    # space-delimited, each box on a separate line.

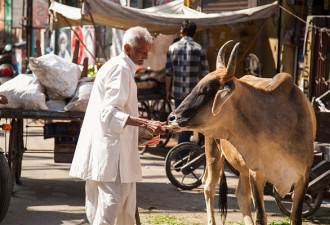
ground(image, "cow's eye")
xmin=199 ymin=85 xmax=210 ymax=95
xmin=198 ymin=80 xmax=220 ymax=96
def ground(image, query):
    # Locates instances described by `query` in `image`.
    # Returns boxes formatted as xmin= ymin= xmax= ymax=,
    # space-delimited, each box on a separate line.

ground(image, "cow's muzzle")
xmin=167 ymin=112 xmax=180 ymax=129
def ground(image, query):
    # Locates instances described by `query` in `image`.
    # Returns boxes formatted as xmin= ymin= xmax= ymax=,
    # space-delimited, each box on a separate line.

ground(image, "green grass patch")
xmin=268 ymin=220 xmax=290 ymax=225
xmin=226 ymin=221 xmax=244 ymax=225
xmin=146 ymin=213 xmax=184 ymax=225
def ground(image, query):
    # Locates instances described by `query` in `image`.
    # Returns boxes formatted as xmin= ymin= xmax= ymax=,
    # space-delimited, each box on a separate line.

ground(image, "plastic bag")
xmin=0 ymin=74 xmax=48 ymax=110
xmin=138 ymin=127 xmax=160 ymax=146
xmin=29 ymin=53 xmax=81 ymax=98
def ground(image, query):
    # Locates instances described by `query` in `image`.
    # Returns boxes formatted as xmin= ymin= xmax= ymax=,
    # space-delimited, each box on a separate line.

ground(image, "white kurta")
xmin=69 ymin=52 xmax=141 ymax=183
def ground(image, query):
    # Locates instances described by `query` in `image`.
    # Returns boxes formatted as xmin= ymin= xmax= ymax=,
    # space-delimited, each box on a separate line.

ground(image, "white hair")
xmin=59 ymin=32 xmax=68 ymax=44
xmin=122 ymin=26 xmax=153 ymax=50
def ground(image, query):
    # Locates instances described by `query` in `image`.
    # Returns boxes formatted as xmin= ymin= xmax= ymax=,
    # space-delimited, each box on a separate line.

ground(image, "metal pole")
xmin=26 ymin=0 xmax=33 ymax=59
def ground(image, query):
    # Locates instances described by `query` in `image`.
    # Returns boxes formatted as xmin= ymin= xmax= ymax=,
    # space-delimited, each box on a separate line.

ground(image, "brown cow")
xmin=168 ymin=40 xmax=316 ymax=225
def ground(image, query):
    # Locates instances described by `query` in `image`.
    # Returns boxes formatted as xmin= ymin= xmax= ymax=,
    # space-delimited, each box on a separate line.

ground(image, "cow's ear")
xmin=212 ymin=84 xmax=234 ymax=115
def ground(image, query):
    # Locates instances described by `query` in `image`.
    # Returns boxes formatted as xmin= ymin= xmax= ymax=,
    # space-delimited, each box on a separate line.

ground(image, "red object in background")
xmin=0 ymin=67 xmax=13 ymax=77
xmin=71 ymin=27 xmax=84 ymax=64
xmin=137 ymin=65 xmax=143 ymax=72
xmin=2 ymin=124 xmax=11 ymax=131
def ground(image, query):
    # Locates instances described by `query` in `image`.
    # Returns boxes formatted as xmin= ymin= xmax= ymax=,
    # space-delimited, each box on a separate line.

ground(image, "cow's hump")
xmin=239 ymin=73 xmax=294 ymax=92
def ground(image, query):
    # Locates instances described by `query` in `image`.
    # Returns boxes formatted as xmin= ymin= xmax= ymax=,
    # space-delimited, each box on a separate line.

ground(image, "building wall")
xmin=190 ymin=0 xmax=279 ymax=78
xmin=198 ymin=21 xmax=261 ymax=78
xmin=202 ymin=0 xmax=249 ymax=13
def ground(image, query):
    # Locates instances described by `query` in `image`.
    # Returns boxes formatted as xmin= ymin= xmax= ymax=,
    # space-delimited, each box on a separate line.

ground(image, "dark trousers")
xmin=175 ymin=99 xmax=193 ymax=144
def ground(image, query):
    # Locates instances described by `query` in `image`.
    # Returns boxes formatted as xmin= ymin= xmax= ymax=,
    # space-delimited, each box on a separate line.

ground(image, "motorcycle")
xmin=0 ymin=44 xmax=16 ymax=85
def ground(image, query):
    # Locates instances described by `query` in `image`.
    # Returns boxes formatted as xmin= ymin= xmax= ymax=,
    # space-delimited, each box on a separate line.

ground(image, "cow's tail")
xmin=219 ymin=166 xmax=228 ymax=224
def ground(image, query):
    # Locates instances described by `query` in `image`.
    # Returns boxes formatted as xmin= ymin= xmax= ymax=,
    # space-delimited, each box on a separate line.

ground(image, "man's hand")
xmin=144 ymin=120 xmax=166 ymax=136
xmin=126 ymin=116 xmax=166 ymax=136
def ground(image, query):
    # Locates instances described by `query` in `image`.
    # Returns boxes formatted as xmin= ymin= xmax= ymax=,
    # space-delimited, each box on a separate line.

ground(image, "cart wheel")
xmin=15 ymin=119 xmax=24 ymax=185
xmin=150 ymin=99 xmax=173 ymax=147
xmin=138 ymin=145 xmax=148 ymax=155
xmin=8 ymin=119 xmax=17 ymax=192
xmin=273 ymin=170 xmax=325 ymax=218
xmin=0 ymin=151 xmax=12 ymax=223
xmin=8 ymin=119 xmax=24 ymax=192
xmin=165 ymin=142 xmax=205 ymax=190
xmin=14 ymin=153 xmax=23 ymax=185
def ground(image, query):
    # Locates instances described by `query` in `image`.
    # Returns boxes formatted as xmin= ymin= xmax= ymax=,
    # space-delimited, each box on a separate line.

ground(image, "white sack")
xmin=0 ymin=74 xmax=48 ymax=110
xmin=29 ymin=53 xmax=81 ymax=98
xmin=46 ymin=99 xmax=66 ymax=111
xmin=46 ymin=90 xmax=67 ymax=100
xmin=64 ymin=81 xmax=93 ymax=112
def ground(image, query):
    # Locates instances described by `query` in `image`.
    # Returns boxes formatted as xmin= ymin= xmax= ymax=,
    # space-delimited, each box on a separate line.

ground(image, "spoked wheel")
xmin=138 ymin=146 xmax=148 ymax=155
xmin=165 ymin=142 xmax=205 ymax=190
xmin=273 ymin=170 xmax=326 ymax=218
xmin=15 ymin=119 xmax=24 ymax=184
xmin=0 ymin=151 xmax=12 ymax=223
xmin=8 ymin=119 xmax=24 ymax=192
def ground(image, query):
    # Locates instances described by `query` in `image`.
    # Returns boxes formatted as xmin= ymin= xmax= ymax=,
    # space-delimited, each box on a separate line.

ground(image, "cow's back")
xmin=240 ymin=73 xmax=293 ymax=92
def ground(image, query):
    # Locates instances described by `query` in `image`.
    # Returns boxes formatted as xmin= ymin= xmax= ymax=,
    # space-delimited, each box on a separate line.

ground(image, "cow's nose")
xmin=168 ymin=112 xmax=176 ymax=123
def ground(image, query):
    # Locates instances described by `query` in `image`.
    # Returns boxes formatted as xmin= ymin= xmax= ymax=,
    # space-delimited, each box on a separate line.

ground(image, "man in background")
xmin=165 ymin=20 xmax=209 ymax=144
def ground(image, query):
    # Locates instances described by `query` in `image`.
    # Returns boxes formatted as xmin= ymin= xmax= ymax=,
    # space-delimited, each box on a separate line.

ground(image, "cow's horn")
xmin=226 ymin=42 xmax=240 ymax=77
xmin=216 ymin=40 xmax=234 ymax=69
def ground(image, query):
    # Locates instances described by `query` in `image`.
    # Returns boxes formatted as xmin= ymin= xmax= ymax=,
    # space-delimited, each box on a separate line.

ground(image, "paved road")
xmin=1 ymin=121 xmax=330 ymax=225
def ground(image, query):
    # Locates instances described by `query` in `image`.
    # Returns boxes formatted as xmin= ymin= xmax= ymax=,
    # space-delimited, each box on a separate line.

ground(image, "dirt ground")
xmin=1 ymin=122 xmax=330 ymax=225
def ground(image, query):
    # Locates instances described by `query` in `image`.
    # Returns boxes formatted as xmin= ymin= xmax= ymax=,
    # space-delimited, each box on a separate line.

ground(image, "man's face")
xmin=125 ymin=38 xmax=151 ymax=66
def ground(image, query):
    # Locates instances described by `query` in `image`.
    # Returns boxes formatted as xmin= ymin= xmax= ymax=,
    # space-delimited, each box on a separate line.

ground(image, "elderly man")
xmin=70 ymin=26 xmax=165 ymax=225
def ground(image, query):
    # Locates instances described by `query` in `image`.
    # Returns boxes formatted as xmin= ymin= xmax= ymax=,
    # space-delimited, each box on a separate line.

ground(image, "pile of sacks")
xmin=0 ymin=53 xmax=94 ymax=112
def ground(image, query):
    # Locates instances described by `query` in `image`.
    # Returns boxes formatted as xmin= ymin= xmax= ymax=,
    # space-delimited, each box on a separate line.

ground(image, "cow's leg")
xmin=203 ymin=137 xmax=222 ymax=225
xmin=249 ymin=170 xmax=267 ymax=225
xmin=235 ymin=174 xmax=254 ymax=225
xmin=290 ymin=177 xmax=308 ymax=225
xmin=219 ymin=139 xmax=253 ymax=225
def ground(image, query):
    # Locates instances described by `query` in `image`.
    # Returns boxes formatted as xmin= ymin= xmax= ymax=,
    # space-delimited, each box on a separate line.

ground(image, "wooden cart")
xmin=0 ymin=110 xmax=84 ymax=187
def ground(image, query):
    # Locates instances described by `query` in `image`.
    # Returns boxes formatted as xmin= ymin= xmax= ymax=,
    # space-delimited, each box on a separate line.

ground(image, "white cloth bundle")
xmin=0 ymin=74 xmax=48 ymax=110
xmin=29 ymin=53 xmax=81 ymax=98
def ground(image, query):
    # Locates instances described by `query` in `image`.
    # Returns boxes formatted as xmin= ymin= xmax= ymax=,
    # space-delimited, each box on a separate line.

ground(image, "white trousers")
xmin=85 ymin=178 xmax=136 ymax=225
